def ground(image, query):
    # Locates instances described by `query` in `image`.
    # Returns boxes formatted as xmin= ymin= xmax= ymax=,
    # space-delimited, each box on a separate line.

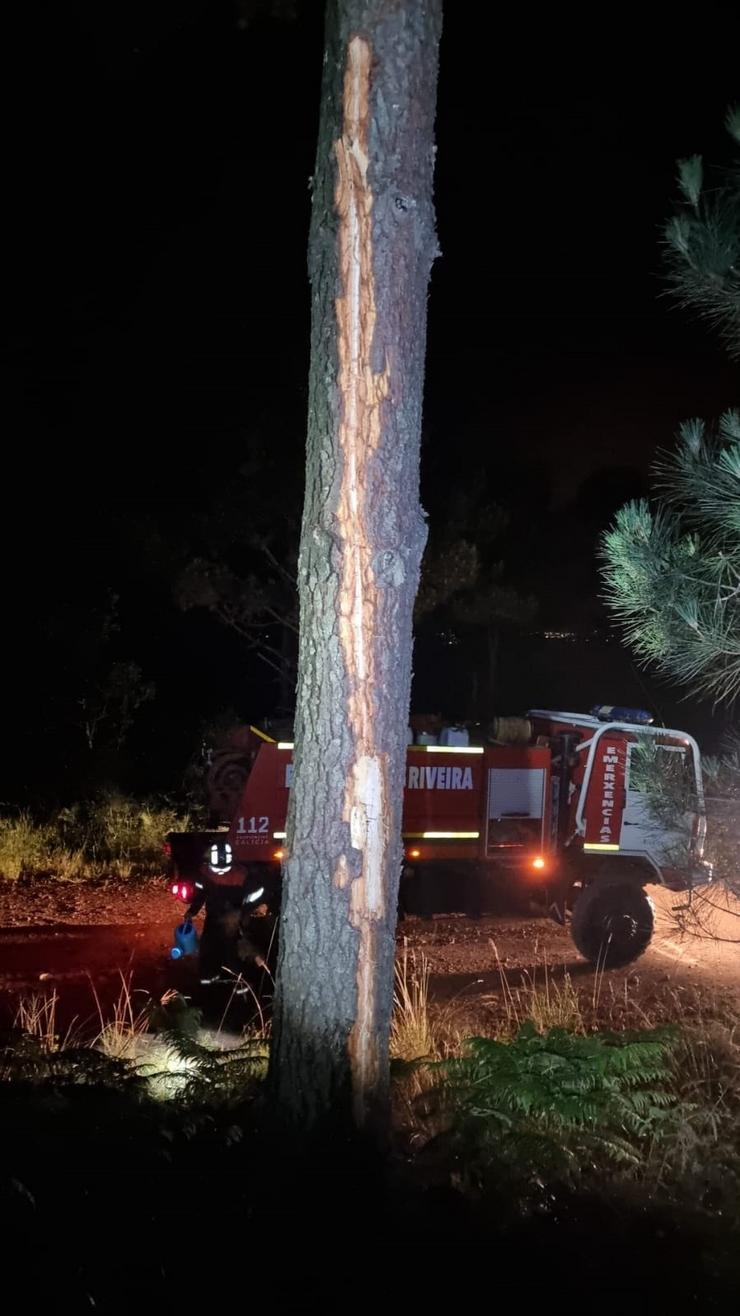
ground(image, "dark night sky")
xmin=2 ymin=1 xmax=739 ymax=800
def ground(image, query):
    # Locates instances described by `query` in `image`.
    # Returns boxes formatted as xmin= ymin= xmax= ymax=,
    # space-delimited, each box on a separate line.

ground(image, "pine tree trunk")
xmin=269 ymin=0 xmax=442 ymax=1130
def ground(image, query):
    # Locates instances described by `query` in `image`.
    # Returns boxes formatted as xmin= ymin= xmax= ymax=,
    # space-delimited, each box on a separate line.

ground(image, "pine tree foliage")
xmin=602 ymin=411 xmax=740 ymax=704
xmin=604 ymin=112 xmax=740 ymax=703
xmin=664 ymin=106 xmax=740 ymax=359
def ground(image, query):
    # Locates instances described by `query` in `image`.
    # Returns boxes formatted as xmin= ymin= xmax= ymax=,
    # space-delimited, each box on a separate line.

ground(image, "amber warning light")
xmin=532 ymin=856 xmax=546 ymax=871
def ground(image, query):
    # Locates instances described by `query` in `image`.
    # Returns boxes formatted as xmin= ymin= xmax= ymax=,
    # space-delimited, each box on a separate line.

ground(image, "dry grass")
xmin=391 ymin=943 xmax=436 ymax=1061
xmin=52 ymin=848 xmax=88 ymax=881
xmin=13 ymin=990 xmax=60 ymax=1047
xmin=93 ymin=974 xmax=153 ymax=1062
xmin=391 ymin=939 xmax=630 ymax=1068
xmin=424 ymin=960 xmax=740 ymax=1205
xmin=634 ymin=1005 xmax=740 ymax=1210
xmin=485 ymin=943 xmax=587 ymax=1038
xmin=390 ymin=942 xmax=470 ymax=1147
xmin=469 ymin=938 xmax=740 ymax=1041
xmin=12 ymin=990 xmax=81 ymax=1051
xmin=90 ymin=974 xmax=270 ymax=1099
xmin=217 ymin=970 xmax=272 ymax=1043
xmin=0 ymin=795 xmax=189 ymax=882
xmin=390 ymin=941 xmax=466 ymax=1063
xmin=517 ymin=969 xmax=585 ymax=1033
xmin=0 ymin=814 xmax=58 ymax=880
xmin=390 ymin=929 xmax=740 ymax=1203
xmin=474 ymin=939 xmax=627 ymax=1039
xmin=91 ymin=977 xmax=199 ymax=1099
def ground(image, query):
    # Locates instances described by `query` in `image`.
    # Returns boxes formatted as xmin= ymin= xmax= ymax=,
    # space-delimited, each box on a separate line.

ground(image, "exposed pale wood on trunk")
xmin=269 ymin=0 xmax=442 ymax=1131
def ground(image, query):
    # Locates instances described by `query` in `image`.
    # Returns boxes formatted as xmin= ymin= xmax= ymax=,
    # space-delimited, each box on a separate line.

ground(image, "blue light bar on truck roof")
xmin=590 ymin=706 xmax=654 ymax=725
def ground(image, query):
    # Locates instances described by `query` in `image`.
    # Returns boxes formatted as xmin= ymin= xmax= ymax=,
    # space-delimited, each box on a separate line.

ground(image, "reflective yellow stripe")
xmin=403 ymin=831 xmax=480 ymax=840
xmin=583 ymin=842 xmax=620 ymax=852
xmin=424 ymin=831 xmax=480 ymax=839
xmin=277 ymin=741 xmax=484 ymax=753
xmin=250 ymin=725 xmax=276 ymax=743
xmin=421 ymin=745 xmax=484 ymax=754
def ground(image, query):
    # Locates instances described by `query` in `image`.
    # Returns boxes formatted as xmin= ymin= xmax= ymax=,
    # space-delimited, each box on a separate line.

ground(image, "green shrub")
xmin=0 ymin=814 xmax=58 ymax=880
xmin=646 ymin=1017 xmax=740 ymax=1213
xmin=82 ymin=793 xmax=187 ymax=866
xmin=0 ymin=794 xmax=189 ymax=881
xmin=421 ymin=1023 xmax=682 ymax=1192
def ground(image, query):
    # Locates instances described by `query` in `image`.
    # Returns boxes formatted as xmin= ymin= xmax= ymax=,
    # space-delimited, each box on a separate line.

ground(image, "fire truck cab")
xmin=168 ymin=707 xmax=711 ymax=969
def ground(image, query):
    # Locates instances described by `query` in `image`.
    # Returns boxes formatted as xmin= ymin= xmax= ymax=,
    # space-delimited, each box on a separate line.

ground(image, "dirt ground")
xmin=401 ymin=886 xmax=740 ymax=1037
xmin=1 ymin=875 xmax=739 ymax=1036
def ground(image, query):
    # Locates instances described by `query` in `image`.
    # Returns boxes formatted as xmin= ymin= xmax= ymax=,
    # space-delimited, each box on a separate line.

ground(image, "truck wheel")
xmin=571 ymin=880 xmax=654 ymax=967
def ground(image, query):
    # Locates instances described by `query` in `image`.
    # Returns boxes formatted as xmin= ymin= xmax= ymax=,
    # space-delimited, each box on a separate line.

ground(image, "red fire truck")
xmin=167 ymin=707 xmax=712 ymax=968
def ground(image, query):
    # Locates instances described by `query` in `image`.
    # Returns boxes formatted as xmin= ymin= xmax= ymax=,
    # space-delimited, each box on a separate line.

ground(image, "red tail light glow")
xmin=171 ymin=881 xmax=194 ymax=903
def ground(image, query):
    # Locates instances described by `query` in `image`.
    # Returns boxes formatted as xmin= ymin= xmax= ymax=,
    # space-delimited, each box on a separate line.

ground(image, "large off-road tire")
xmin=571 ymin=879 xmax=655 ymax=967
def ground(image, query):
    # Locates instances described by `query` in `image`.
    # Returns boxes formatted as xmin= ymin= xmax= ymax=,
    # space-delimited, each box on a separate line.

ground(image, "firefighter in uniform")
xmin=185 ymin=839 xmax=250 ymax=984
xmin=185 ymin=838 xmax=277 ymax=985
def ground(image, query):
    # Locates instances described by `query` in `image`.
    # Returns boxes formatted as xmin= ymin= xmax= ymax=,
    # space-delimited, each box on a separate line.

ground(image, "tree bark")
xmin=269 ymin=0 xmax=442 ymax=1130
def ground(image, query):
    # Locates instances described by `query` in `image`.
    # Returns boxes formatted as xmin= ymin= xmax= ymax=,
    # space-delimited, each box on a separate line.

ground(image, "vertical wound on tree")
xmin=333 ymin=34 xmax=391 ymax=1118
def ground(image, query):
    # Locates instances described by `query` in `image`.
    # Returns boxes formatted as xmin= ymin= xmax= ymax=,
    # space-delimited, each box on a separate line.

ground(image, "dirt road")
xmin=0 ymin=879 xmax=190 ymax=1033
xmin=408 ymin=886 xmax=740 ymax=1033
xmin=0 ymin=879 xmax=738 ymax=1035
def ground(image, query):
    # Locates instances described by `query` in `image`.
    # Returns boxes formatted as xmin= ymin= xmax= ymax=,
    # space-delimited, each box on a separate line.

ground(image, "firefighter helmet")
xmin=206 ymin=839 xmax=233 ymax=875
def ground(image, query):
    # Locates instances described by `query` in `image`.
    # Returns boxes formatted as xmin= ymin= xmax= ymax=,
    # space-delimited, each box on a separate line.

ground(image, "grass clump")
xmin=645 ymin=1013 xmax=740 ymax=1212
xmin=0 ymin=793 xmax=189 ymax=882
xmin=0 ymin=814 xmax=58 ymax=881
xmin=395 ymin=957 xmax=740 ymax=1224
xmin=391 ymin=944 xmax=436 ymax=1062
xmin=3 ymin=979 xmax=267 ymax=1107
